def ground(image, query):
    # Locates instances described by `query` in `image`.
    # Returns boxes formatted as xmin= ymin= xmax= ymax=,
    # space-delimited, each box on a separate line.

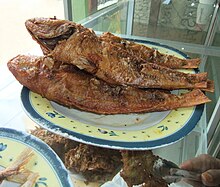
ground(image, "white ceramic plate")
xmin=0 ymin=128 xmax=73 ymax=187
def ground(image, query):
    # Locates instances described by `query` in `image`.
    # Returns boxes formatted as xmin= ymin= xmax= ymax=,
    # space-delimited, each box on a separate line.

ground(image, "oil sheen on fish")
xmin=8 ymin=55 xmax=210 ymax=114
xmin=25 ymin=18 xmax=210 ymax=91
xmin=99 ymin=32 xmax=200 ymax=69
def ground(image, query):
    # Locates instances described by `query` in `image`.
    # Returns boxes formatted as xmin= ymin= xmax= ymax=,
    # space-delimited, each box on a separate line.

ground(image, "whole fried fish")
xmin=99 ymin=32 xmax=200 ymax=69
xmin=8 ymin=55 xmax=210 ymax=114
xmin=25 ymin=18 xmax=210 ymax=91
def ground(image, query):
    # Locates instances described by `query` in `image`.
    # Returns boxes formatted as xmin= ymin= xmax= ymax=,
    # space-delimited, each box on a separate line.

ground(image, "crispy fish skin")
xmin=100 ymin=32 xmax=201 ymax=69
xmin=30 ymin=127 xmax=121 ymax=183
xmin=65 ymin=144 xmax=122 ymax=182
xmin=7 ymin=55 xmax=210 ymax=114
xmin=30 ymin=127 xmax=79 ymax=162
xmin=120 ymin=150 xmax=168 ymax=187
xmin=25 ymin=18 xmax=209 ymax=90
xmin=26 ymin=18 xmax=76 ymax=55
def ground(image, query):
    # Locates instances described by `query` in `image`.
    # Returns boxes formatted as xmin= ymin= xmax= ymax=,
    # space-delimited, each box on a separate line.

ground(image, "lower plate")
xmin=0 ymin=127 xmax=73 ymax=187
xmin=21 ymin=86 xmax=203 ymax=150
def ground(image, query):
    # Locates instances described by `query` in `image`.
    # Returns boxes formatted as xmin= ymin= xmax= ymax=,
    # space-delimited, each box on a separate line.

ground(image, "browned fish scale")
xmin=100 ymin=32 xmax=201 ymax=69
xmin=25 ymin=18 xmax=210 ymax=91
xmin=7 ymin=55 xmax=210 ymax=114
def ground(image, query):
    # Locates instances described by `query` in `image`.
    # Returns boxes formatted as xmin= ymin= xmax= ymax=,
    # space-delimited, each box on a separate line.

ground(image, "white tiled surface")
xmin=0 ymin=63 xmax=24 ymax=131
xmin=0 ymin=0 xmax=64 ymax=130
xmin=0 ymin=62 xmax=38 ymax=132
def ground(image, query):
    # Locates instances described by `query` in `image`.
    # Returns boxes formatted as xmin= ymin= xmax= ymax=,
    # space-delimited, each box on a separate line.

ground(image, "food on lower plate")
xmin=8 ymin=55 xmax=211 ymax=114
xmin=30 ymin=128 xmax=170 ymax=186
xmin=30 ymin=127 xmax=122 ymax=183
xmin=25 ymin=17 xmax=213 ymax=91
xmin=65 ymin=144 xmax=122 ymax=182
xmin=31 ymin=126 xmax=79 ymax=161
xmin=120 ymin=150 xmax=168 ymax=187
xmin=0 ymin=148 xmax=39 ymax=186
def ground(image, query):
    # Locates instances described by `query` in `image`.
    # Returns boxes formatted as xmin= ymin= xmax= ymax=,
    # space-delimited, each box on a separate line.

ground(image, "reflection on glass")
xmin=71 ymin=0 xmax=128 ymax=34
xmin=133 ymin=0 xmax=215 ymax=44
xmin=70 ymin=0 xmax=216 ymax=45
xmin=97 ymin=0 xmax=119 ymax=10
xmin=212 ymin=6 xmax=220 ymax=47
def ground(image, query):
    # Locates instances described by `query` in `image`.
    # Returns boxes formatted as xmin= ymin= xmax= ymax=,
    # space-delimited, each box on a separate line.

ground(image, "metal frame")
xmin=200 ymin=1 xmax=220 ymax=72
xmin=63 ymin=0 xmax=72 ymax=20
xmin=207 ymin=97 xmax=220 ymax=155
xmin=204 ymin=0 xmax=220 ymax=157
xmin=125 ymin=0 xmax=134 ymax=35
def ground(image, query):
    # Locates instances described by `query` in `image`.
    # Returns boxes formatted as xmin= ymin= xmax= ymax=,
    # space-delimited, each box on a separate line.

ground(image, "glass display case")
xmin=0 ymin=1 xmax=219 ymax=186
xmin=63 ymin=0 xmax=220 ymax=160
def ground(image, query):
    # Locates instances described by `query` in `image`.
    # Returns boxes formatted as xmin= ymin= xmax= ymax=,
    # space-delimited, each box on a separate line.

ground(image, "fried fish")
xmin=25 ymin=18 xmax=211 ymax=91
xmin=30 ymin=127 xmax=122 ymax=183
xmin=65 ymin=144 xmax=122 ymax=182
xmin=8 ymin=55 xmax=210 ymax=114
xmin=99 ymin=32 xmax=200 ymax=69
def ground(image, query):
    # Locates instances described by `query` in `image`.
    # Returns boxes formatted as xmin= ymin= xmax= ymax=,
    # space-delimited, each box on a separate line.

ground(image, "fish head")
xmin=25 ymin=17 xmax=76 ymax=54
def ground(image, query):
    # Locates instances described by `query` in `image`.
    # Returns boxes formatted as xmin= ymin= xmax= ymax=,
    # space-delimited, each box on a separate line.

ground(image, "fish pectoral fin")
xmin=72 ymin=57 xmax=97 ymax=73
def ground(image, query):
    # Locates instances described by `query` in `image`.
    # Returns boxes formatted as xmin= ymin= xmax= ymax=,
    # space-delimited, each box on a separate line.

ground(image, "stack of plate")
xmin=18 ymin=40 xmax=204 ymax=187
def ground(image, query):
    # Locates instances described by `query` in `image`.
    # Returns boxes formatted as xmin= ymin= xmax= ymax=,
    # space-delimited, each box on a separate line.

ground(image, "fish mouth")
xmin=25 ymin=17 xmax=76 ymax=52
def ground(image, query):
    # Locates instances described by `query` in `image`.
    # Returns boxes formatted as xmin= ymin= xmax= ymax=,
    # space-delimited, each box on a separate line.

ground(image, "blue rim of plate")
xmin=20 ymin=39 xmax=204 ymax=150
xmin=0 ymin=127 xmax=73 ymax=187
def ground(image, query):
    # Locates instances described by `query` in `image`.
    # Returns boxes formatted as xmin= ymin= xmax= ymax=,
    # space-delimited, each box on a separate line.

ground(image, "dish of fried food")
xmin=31 ymin=127 xmax=122 ymax=183
xmin=0 ymin=127 xmax=72 ymax=187
xmin=0 ymin=148 xmax=38 ymax=186
xmin=6 ymin=17 xmax=214 ymax=150
xmin=30 ymin=127 xmax=170 ymax=187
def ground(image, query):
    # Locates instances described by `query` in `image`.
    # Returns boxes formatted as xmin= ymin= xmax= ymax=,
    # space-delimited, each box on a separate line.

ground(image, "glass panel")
xmin=70 ymin=0 xmax=129 ymax=34
xmin=212 ymin=7 xmax=220 ymax=46
xmin=132 ymin=0 xmax=216 ymax=44
xmin=89 ymin=3 xmax=128 ymax=34
xmin=97 ymin=0 xmax=119 ymax=10
xmin=205 ymin=55 xmax=220 ymax=121
xmin=69 ymin=0 xmax=217 ymax=44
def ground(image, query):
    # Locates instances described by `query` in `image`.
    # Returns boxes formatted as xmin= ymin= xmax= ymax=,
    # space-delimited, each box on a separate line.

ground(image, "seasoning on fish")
xmin=8 ymin=55 xmax=211 ymax=114
xmin=99 ymin=32 xmax=201 ymax=69
xmin=25 ymin=18 xmax=211 ymax=91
